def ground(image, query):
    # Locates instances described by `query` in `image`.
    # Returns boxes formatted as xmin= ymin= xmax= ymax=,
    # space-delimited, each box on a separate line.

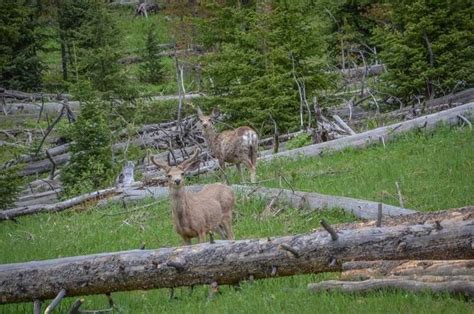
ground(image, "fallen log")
xmin=232 ymin=185 xmax=416 ymax=219
xmin=101 ymin=184 xmax=416 ymax=220
xmin=0 ymin=188 xmax=116 ymax=221
xmin=308 ymin=279 xmax=474 ymax=297
xmin=261 ymin=102 xmax=474 ymax=161
xmin=20 ymin=153 xmax=70 ymax=176
xmin=338 ymin=64 xmax=386 ymax=81
xmin=341 ymin=260 xmax=474 ymax=280
xmin=0 ymin=214 xmax=472 ymax=304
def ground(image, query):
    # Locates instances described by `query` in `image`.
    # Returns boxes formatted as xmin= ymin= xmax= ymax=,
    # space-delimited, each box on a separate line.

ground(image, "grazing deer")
xmin=197 ymin=107 xmax=259 ymax=183
xmin=151 ymin=149 xmax=235 ymax=244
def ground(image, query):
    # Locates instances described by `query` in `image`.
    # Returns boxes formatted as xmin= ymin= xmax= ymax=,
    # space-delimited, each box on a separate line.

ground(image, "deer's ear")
xmin=151 ymin=156 xmax=171 ymax=172
xmin=211 ymin=106 xmax=221 ymax=118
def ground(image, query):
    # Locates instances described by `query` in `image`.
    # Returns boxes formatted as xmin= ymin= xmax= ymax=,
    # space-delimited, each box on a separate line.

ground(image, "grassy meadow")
xmin=1 ymin=124 xmax=473 ymax=313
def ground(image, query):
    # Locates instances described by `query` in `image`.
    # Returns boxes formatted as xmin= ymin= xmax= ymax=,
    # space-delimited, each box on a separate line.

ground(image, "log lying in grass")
xmin=341 ymin=260 xmax=474 ymax=280
xmin=101 ymin=184 xmax=415 ymax=219
xmin=261 ymin=102 xmax=474 ymax=161
xmin=0 ymin=214 xmax=472 ymax=304
xmin=233 ymin=185 xmax=416 ymax=219
xmin=308 ymin=279 xmax=474 ymax=297
xmin=0 ymin=188 xmax=116 ymax=221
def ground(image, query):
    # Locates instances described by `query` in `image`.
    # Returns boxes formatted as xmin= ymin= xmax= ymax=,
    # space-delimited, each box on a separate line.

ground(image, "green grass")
xmin=1 ymin=125 xmax=473 ymax=313
xmin=214 ymin=124 xmax=474 ymax=211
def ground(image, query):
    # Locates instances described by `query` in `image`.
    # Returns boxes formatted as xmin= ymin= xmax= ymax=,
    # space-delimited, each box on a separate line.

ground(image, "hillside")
xmin=1 ymin=1 xmax=473 ymax=312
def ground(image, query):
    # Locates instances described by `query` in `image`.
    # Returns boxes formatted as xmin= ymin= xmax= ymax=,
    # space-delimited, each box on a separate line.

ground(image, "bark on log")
xmin=232 ymin=185 xmax=416 ymax=219
xmin=341 ymin=260 xmax=474 ymax=280
xmin=261 ymin=103 xmax=474 ymax=161
xmin=0 ymin=188 xmax=116 ymax=221
xmin=0 ymin=215 xmax=472 ymax=304
xmin=308 ymin=279 xmax=474 ymax=297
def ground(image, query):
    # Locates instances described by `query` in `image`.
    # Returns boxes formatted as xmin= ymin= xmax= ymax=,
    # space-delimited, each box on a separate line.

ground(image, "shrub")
xmin=285 ymin=133 xmax=312 ymax=150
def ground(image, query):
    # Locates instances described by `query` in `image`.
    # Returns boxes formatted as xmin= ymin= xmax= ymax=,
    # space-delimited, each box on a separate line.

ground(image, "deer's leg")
xmin=218 ymin=159 xmax=229 ymax=184
xmin=198 ymin=230 xmax=207 ymax=243
xmin=216 ymin=224 xmax=227 ymax=239
xmin=222 ymin=219 xmax=234 ymax=240
xmin=242 ymin=159 xmax=257 ymax=183
xmin=236 ymin=163 xmax=244 ymax=182
xmin=182 ymin=236 xmax=192 ymax=245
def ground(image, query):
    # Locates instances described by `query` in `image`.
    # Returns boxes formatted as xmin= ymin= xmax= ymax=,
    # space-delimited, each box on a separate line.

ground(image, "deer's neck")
xmin=202 ymin=127 xmax=219 ymax=155
xmin=169 ymin=185 xmax=190 ymax=227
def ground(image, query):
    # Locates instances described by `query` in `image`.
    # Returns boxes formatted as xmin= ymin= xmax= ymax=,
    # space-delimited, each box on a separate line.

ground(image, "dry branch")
xmin=308 ymin=278 xmax=474 ymax=297
xmin=0 ymin=214 xmax=472 ymax=304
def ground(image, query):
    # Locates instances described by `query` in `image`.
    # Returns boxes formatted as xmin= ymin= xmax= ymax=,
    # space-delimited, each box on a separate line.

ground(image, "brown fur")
xmin=197 ymin=108 xmax=259 ymax=183
xmin=151 ymin=150 xmax=234 ymax=245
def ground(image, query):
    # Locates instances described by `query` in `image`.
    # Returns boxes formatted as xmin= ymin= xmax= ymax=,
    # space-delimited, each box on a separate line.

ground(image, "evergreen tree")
xmin=0 ymin=0 xmax=44 ymax=90
xmin=61 ymin=82 xmax=114 ymax=196
xmin=198 ymin=1 xmax=329 ymax=133
xmin=57 ymin=0 xmax=124 ymax=94
xmin=139 ymin=25 xmax=166 ymax=84
xmin=373 ymin=0 xmax=474 ymax=102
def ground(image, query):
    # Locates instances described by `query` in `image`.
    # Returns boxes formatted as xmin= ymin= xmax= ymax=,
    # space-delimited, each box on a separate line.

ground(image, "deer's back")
xmin=216 ymin=127 xmax=258 ymax=163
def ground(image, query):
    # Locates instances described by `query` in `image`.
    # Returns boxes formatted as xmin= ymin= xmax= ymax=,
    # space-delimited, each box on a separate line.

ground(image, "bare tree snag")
xmin=340 ymin=260 xmax=474 ymax=281
xmin=308 ymin=279 xmax=474 ymax=297
xmin=0 ymin=215 xmax=472 ymax=304
xmin=261 ymin=103 xmax=474 ymax=161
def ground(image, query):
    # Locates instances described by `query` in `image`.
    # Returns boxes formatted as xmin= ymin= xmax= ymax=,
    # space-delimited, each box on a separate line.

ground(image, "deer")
xmin=151 ymin=149 xmax=235 ymax=244
xmin=197 ymin=107 xmax=259 ymax=183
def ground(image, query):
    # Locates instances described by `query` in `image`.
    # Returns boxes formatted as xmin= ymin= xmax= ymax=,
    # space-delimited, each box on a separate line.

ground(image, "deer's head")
xmin=197 ymin=107 xmax=220 ymax=130
xmin=151 ymin=149 xmax=201 ymax=187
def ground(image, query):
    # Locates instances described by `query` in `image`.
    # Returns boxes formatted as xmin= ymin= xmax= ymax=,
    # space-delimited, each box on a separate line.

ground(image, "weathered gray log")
xmin=15 ymin=189 xmax=61 ymax=207
xmin=427 ymin=87 xmax=474 ymax=107
xmin=261 ymin=103 xmax=474 ymax=161
xmin=0 ymin=188 xmax=116 ymax=221
xmin=0 ymin=215 xmax=472 ymax=304
xmin=308 ymin=279 xmax=474 ymax=297
xmin=338 ymin=64 xmax=386 ymax=81
xmin=0 ymin=88 xmax=71 ymax=101
xmin=232 ymin=185 xmax=416 ymax=219
xmin=341 ymin=260 xmax=474 ymax=280
xmin=20 ymin=153 xmax=70 ymax=176
xmin=102 ymin=184 xmax=415 ymax=219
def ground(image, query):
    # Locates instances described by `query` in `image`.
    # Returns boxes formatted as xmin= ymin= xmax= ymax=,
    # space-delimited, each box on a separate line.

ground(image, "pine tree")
xmin=61 ymin=82 xmax=114 ymax=196
xmin=373 ymin=0 xmax=474 ymax=102
xmin=57 ymin=0 xmax=124 ymax=94
xmin=0 ymin=0 xmax=44 ymax=91
xmin=139 ymin=25 xmax=166 ymax=84
xmin=198 ymin=1 xmax=329 ymax=133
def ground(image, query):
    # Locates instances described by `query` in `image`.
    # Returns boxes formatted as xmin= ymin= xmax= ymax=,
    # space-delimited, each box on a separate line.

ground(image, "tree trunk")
xmin=341 ymin=260 xmax=474 ymax=280
xmin=308 ymin=279 xmax=474 ymax=297
xmin=0 ymin=214 xmax=472 ymax=304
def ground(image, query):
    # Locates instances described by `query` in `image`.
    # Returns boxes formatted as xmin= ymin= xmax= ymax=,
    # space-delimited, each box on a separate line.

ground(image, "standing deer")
xmin=151 ymin=149 xmax=235 ymax=244
xmin=197 ymin=107 xmax=259 ymax=183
